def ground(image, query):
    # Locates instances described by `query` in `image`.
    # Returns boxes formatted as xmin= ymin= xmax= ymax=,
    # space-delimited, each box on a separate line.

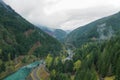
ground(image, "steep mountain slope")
xmin=0 ymin=0 xmax=62 ymax=62
xmin=72 ymin=36 xmax=120 ymax=80
xmin=39 ymin=26 xmax=67 ymax=42
xmin=65 ymin=12 xmax=120 ymax=47
xmin=54 ymin=29 xmax=67 ymax=42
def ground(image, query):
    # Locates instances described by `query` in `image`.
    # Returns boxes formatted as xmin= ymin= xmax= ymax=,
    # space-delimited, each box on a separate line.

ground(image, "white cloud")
xmin=4 ymin=0 xmax=120 ymax=30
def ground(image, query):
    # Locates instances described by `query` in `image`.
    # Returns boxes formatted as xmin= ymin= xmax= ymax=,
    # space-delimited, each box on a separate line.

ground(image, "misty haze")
xmin=0 ymin=0 xmax=120 ymax=80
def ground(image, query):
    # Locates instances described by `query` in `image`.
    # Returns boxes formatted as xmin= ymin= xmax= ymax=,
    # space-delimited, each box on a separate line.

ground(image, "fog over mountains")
xmin=4 ymin=0 xmax=120 ymax=30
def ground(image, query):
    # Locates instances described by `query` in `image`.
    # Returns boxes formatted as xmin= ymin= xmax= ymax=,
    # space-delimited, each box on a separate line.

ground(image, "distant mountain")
xmin=65 ymin=12 xmax=120 ymax=48
xmin=38 ymin=26 xmax=55 ymax=37
xmin=65 ymin=30 xmax=72 ymax=34
xmin=39 ymin=26 xmax=67 ymax=42
xmin=54 ymin=29 xmax=67 ymax=42
xmin=0 ymin=0 xmax=62 ymax=63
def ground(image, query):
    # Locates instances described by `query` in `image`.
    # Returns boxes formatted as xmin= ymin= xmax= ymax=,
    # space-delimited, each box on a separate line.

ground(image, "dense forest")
xmin=39 ymin=26 xmax=67 ymax=42
xmin=65 ymin=12 xmax=120 ymax=47
xmin=0 ymin=1 xmax=62 ymax=78
xmin=45 ymin=36 xmax=120 ymax=80
xmin=0 ymin=0 xmax=120 ymax=80
xmin=45 ymin=12 xmax=120 ymax=80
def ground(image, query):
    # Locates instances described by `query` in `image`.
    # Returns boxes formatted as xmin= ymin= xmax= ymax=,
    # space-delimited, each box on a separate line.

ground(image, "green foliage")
xmin=115 ymin=57 xmax=120 ymax=80
xmin=45 ymin=54 xmax=53 ymax=68
xmin=65 ymin=12 xmax=120 ymax=47
xmin=0 ymin=2 xmax=62 ymax=73
xmin=64 ymin=60 xmax=74 ymax=73
xmin=74 ymin=60 xmax=81 ymax=71
xmin=75 ymin=69 xmax=97 ymax=80
xmin=50 ymin=72 xmax=71 ymax=80
xmin=54 ymin=29 xmax=67 ymax=42
xmin=40 ymin=27 xmax=67 ymax=42
xmin=73 ymin=37 xmax=120 ymax=80
xmin=45 ymin=55 xmax=74 ymax=80
xmin=46 ymin=39 xmax=120 ymax=80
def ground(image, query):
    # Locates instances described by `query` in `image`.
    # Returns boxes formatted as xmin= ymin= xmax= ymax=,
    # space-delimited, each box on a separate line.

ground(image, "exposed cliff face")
xmin=65 ymin=12 xmax=120 ymax=48
xmin=97 ymin=23 xmax=114 ymax=41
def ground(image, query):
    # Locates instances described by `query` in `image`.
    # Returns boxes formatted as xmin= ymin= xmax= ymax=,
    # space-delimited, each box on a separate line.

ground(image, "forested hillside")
xmin=0 ymin=0 xmax=62 ymax=76
xmin=39 ymin=26 xmax=67 ymax=42
xmin=44 ymin=12 xmax=120 ymax=80
xmin=44 ymin=36 xmax=120 ymax=80
xmin=0 ymin=0 xmax=120 ymax=80
xmin=73 ymin=37 xmax=120 ymax=80
xmin=65 ymin=12 xmax=120 ymax=47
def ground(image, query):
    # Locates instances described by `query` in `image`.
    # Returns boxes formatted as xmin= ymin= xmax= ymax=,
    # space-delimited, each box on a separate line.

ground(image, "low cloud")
xmin=4 ymin=0 xmax=120 ymax=30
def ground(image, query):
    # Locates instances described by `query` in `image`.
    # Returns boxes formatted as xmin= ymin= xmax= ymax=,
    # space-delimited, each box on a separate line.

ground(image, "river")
xmin=64 ymin=49 xmax=74 ymax=61
xmin=4 ymin=61 xmax=41 ymax=80
xmin=4 ymin=49 xmax=73 ymax=80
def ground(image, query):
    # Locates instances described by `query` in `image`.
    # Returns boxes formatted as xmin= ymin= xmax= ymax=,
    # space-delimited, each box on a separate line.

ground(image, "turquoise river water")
xmin=4 ymin=61 xmax=41 ymax=80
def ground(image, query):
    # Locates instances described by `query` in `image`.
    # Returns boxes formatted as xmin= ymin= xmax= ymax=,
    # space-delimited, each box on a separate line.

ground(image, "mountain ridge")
xmin=0 ymin=0 xmax=62 ymax=76
xmin=65 ymin=12 xmax=120 ymax=47
xmin=39 ymin=26 xmax=67 ymax=42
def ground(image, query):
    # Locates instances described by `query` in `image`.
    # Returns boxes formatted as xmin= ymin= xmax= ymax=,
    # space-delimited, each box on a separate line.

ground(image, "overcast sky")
xmin=4 ymin=0 xmax=120 ymax=30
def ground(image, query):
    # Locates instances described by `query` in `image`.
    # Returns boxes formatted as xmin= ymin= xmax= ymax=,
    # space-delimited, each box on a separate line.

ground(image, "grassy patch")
xmin=37 ymin=65 xmax=50 ymax=80
xmin=104 ymin=76 xmax=115 ymax=80
xmin=71 ymin=75 xmax=75 ymax=80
